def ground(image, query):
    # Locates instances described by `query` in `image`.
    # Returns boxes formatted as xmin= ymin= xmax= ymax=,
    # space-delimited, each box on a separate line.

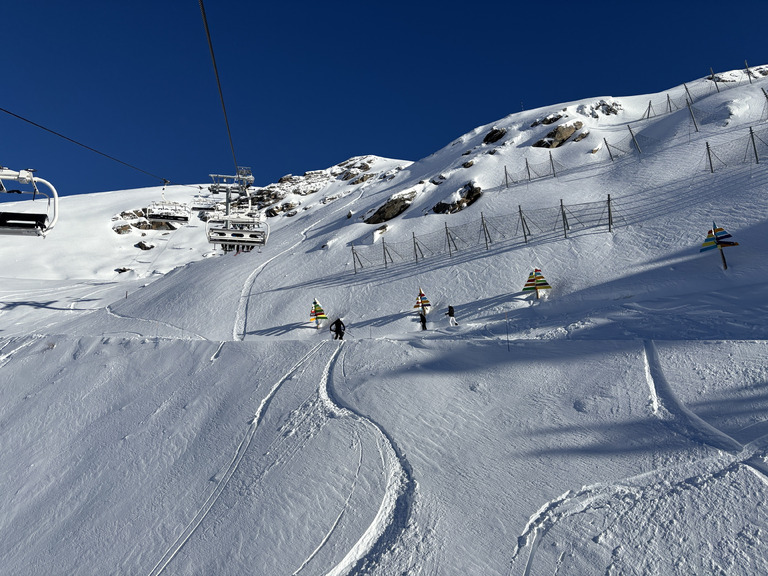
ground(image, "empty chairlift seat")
xmin=145 ymin=200 xmax=191 ymax=223
xmin=0 ymin=167 xmax=59 ymax=237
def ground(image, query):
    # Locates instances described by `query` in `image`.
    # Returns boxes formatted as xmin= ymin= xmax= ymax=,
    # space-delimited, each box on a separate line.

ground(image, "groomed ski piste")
xmin=2 ymin=66 xmax=768 ymax=574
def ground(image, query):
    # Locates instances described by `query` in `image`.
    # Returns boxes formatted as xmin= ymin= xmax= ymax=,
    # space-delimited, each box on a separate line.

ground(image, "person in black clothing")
xmin=330 ymin=317 xmax=345 ymax=340
xmin=419 ymin=311 xmax=427 ymax=330
xmin=445 ymin=305 xmax=458 ymax=326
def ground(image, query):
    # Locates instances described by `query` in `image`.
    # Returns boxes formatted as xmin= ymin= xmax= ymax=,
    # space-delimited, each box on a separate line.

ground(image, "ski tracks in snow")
xmin=514 ymin=339 xmax=768 ymax=574
xmin=147 ymin=338 xmax=414 ymax=576
xmin=235 ymin=184 xmax=374 ymax=341
xmin=0 ymin=335 xmax=44 ymax=368
xmin=146 ymin=342 xmax=327 ymax=576
xmin=319 ymin=343 xmax=418 ymax=576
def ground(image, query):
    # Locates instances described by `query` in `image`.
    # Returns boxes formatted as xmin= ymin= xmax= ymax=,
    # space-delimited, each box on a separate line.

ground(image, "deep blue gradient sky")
xmin=2 ymin=0 xmax=766 ymax=197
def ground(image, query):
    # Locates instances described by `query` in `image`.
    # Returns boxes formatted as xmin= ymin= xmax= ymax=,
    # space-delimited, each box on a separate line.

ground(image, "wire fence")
xmin=498 ymin=72 xmax=768 ymax=186
xmin=350 ymin=196 xmax=624 ymax=272
xmin=348 ymin=69 xmax=768 ymax=274
xmin=703 ymin=126 xmax=768 ymax=171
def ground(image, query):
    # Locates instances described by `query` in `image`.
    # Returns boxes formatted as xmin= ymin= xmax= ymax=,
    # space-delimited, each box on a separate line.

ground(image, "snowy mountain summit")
xmin=2 ymin=65 xmax=768 ymax=574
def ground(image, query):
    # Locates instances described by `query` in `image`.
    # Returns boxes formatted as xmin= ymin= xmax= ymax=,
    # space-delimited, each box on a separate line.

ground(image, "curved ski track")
xmin=515 ymin=339 xmax=768 ymax=575
xmin=145 ymin=341 xmax=327 ymax=576
xmin=321 ymin=343 xmax=417 ymax=576
xmin=235 ymin=183 xmax=373 ymax=341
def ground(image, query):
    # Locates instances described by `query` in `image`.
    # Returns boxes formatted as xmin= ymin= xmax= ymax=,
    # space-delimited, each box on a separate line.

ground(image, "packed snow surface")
xmin=2 ymin=67 xmax=768 ymax=574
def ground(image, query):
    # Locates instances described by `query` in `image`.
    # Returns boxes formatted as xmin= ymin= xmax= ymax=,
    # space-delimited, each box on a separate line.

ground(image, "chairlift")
xmin=145 ymin=200 xmax=191 ymax=223
xmin=0 ymin=167 xmax=59 ymax=237
xmin=145 ymin=182 xmax=191 ymax=224
xmin=204 ymin=166 xmax=268 ymax=250
xmin=206 ymin=210 xmax=269 ymax=251
xmin=190 ymin=192 xmax=218 ymax=212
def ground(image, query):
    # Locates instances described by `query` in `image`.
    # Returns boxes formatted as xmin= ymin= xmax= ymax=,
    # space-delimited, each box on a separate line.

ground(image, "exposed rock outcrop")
xmin=532 ymin=121 xmax=584 ymax=148
xmin=483 ymin=127 xmax=507 ymax=144
xmin=365 ymin=192 xmax=416 ymax=224
xmin=432 ymin=182 xmax=482 ymax=214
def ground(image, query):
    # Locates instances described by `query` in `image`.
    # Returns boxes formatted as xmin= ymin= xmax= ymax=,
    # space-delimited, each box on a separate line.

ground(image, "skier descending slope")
xmin=330 ymin=317 xmax=345 ymax=340
xmin=445 ymin=305 xmax=458 ymax=326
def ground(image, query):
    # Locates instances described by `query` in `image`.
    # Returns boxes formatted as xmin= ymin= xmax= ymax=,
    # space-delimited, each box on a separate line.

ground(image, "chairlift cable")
xmin=0 ymin=106 xmax=168 ymax=184
xmin=199 ymin=0 xmax=239 ymax=173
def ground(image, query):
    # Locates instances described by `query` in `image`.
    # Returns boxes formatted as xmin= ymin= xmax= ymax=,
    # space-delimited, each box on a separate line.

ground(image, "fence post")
xmin=481 ymin=212 xmax=491 ymax=250
xmin=382 ymin=238 xmax=388 ymax=269
xmin=686 ymin=100 xmax=700 ymax=133
xmin=445 ymin=223 xmax=453 ymax=258
xmin=607 ymin=194 xmax=613 ymax=232
xmin=684 ymin=83 xmax=694 ymax=103
xmin=560 ymin=199 xmax=569 ymax=239
xmin=710 ymin=67 xmax=720 ymax=93
xmin=352 ymin=243 xmax=366 ymax=274
xmin=604 ymin=138 xmax=614 ymax=161
xmin=549 ymin=151 xmax=557 ymax=177
xmin=519 ymin=205 xmax=529 ymax=244
xmin=644 ymin=100 xmax=653 ymax=119
xmin=413 ymin=231 xmax=419 ymax=262
xmin=706 ymin=142 xmax=715 ymax=173
xmin=745 ymin=60 xmax=753 ymax=85
xmin=667 ymin=94 xmax=674 ymax=113
xmin=525 ymin=158 xmax=532 ymax=181
xmin=504 ymin=166 xmax=510 ymax=189
xmin=749 ymin=127 xmax=759 ymax=164
xmin=628 ymin=125 xmax=642 ymax=154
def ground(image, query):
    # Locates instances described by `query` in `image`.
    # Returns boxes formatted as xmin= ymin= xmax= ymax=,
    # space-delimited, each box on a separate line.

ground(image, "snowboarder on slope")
xmin=445 ymin=305 xmax=458 ymax=326
xmin=330 ymin=317 xmax=345 ymax=340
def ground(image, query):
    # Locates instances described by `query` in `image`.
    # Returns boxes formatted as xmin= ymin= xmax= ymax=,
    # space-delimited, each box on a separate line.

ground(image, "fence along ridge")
xmin=350 ymin=195 xmax=620 ymax=273
xmin=349 ymin=72 xmax=767 ymax=273
xmin=498 ymin=74 xmax=768 ymax=189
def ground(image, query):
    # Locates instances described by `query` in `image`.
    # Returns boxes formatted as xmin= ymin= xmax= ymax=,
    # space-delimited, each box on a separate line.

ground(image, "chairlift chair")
xmin=204 ymin=167 xmax=267 ymax=250
xmin=206 ymin=212 xmax=269 ymax=250
xmin=191 ymin=193 xmax=218 ymax=212
xmin=0 ymin=167 xmax=59 ymax=237
xmin=145 ymin=199 xmax=191 ymax=224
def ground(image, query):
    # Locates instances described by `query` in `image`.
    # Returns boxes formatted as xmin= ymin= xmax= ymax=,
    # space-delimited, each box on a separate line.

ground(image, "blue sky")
xmin=2 ymin=0 xmax=765 ymax=197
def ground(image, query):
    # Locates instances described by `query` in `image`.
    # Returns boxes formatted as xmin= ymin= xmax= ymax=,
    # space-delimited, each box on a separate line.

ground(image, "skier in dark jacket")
xmin=330 ymin=317 xmax=345 ymax=340
xmin=445 ymin=305 xmax=458 ymax=326
xmin=419 ymin=311 xmax=427 ymax=331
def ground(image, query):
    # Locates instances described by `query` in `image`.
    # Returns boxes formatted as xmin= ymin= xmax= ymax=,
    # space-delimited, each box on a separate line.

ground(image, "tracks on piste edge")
xmin=145 ymin=341 xmax=327 ymax=576
xmin=515 ymin=338 xmax=768 ymax=576
xmin=321 ymin=342 xmax=418 ymax=576
xmin=146 ymin=338 xmax=416 ymax=576
xmin=235 ymin=182 xmax=374 ymax=342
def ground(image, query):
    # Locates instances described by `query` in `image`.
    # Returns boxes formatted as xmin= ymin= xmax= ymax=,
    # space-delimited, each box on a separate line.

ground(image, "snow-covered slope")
xmin=2 ymin=66 xmax=768 ymax=574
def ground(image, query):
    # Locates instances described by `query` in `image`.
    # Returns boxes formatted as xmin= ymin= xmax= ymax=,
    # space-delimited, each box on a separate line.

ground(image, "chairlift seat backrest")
xmin=0 ymin=167 xmax=59 ymax=236
xmin=0 ymin=211 xmax=49 ymax=235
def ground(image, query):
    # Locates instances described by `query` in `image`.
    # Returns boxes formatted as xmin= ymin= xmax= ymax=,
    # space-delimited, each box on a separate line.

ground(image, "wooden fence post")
xmin=560 ymin=199 xmax=569 ymax=239
xmin=608 ymin=194 xmax=613 ymax=232
xmin=687 ymin=100 xmax=699 ymax=133
xmin=519 ymin=205 xmax=529 ymax=244
xmin=604 ymin=138 xmax=614 ymax=162
xmin=706 ymin=142 xmax=715 ymax=173
xmin=481 ymin=212 xmax=491 ymax=250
